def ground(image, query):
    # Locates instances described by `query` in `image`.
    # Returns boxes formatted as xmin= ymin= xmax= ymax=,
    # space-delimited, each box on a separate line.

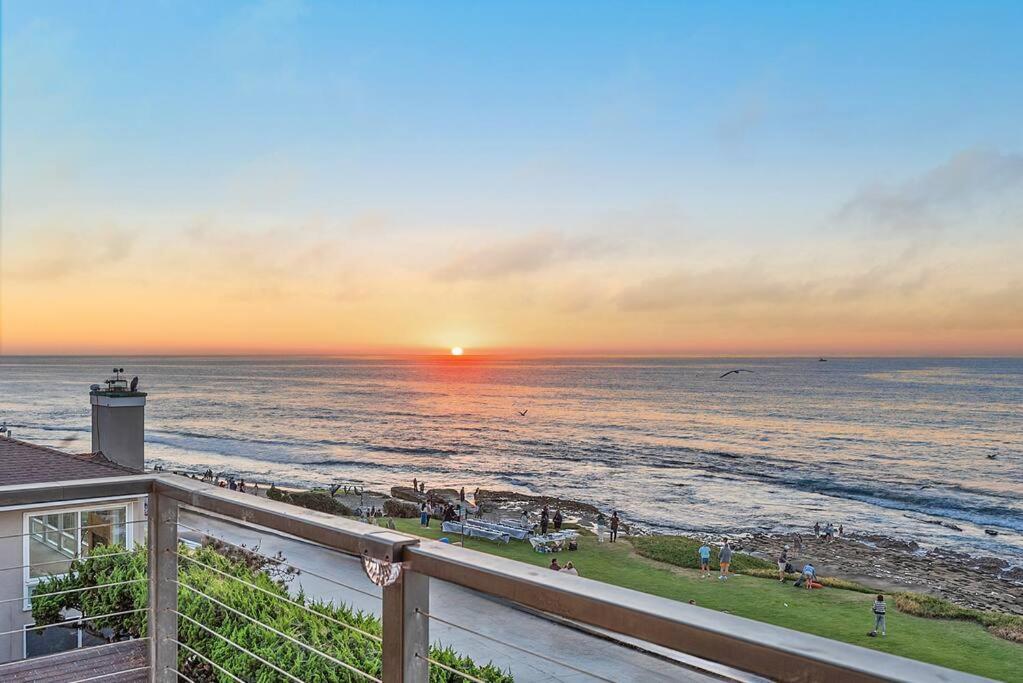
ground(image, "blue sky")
xmin=2 ymin=1 xmax=1022 ymax=354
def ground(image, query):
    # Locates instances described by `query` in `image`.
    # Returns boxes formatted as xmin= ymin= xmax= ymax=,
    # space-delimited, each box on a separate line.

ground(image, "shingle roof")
xmin=0 ymin=438 xmax=138 ymax=486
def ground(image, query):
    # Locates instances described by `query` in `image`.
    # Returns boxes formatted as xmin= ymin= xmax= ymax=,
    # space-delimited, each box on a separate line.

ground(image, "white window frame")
xmin=22 ymin=502 xmax=134 ymax=612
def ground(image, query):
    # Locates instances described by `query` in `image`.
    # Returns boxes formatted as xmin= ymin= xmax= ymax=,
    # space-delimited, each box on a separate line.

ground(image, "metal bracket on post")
xmin=148 ymin=490 xmax=179 ymax=683
xmin=363 ymin=532 xmax=427 ymax=683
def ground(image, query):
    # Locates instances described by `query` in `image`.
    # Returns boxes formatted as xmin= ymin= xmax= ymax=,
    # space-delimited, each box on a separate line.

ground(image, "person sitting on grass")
xmin=560 ymin=561 xmax=578 ymax=575
xmin=870 ymin=595 xmax=887 ymax=637
xmin=549 ymin=558 xmax=561 ymax=571
xmin=698 ymin=542 xmax=712 ymax=578
xmin=718 ymin=540 xmax=733 ymax=581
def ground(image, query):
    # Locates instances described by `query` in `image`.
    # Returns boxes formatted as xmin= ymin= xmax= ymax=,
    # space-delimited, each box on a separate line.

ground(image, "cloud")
xmin=838 ymin=148 xmax=1023 ymax=231
xmin=617 ymin=264 xmax=801 ymax=312
xmin=6 ymin=226 xmax=136 ymax=282
xmin=433 ymin=232 xmax=611 ymax=282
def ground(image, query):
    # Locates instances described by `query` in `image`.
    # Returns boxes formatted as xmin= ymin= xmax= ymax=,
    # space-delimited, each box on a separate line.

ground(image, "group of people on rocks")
xmin=199 ymin=469 xmax=257 ymax=494
xmin=813 ymin=521 xmax=843 ymax=542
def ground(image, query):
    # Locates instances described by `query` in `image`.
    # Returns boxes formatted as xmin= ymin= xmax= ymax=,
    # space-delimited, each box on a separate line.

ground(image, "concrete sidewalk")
xmin=181 ymin=511 xmax=720 ymax=682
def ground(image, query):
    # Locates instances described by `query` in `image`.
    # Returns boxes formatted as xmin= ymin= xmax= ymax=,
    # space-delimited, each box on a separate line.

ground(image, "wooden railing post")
xmin=382 ymin=568 xmax=430 ymax=683
xmin=148 ymin=490 xmax=178 ymax=682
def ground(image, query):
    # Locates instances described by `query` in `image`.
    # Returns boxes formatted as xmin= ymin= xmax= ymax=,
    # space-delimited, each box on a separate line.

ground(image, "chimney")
xmin=90 ymin=368 xmax=146 ymax=470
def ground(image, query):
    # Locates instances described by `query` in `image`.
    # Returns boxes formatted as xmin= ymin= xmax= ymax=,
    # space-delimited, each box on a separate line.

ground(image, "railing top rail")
xmin=154 ymin=474 xmax=419 ymax=561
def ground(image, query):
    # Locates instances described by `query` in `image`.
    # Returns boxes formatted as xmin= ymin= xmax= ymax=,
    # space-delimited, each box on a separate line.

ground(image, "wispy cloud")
xmin=838 ymin=148 xmax=1023 ymax=231
xmin=433 ymin=232 xmax=611 ymax=282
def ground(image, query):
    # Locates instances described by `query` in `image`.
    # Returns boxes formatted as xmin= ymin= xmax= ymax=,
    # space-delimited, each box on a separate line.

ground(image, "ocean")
xmin=1 ymin=356 xmax=1020 ymax=562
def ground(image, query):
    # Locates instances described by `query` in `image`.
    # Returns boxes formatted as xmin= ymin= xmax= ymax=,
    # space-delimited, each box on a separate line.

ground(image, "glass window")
xmin=27 ymin=506 xmax=128 ymax=581
xmin=28 ymin=513 xmax=77 ymax=579
xmin=25 ymin=624 xmax=79 ymax=658
xmin=80 ymin=508 xmax=126 ymax=556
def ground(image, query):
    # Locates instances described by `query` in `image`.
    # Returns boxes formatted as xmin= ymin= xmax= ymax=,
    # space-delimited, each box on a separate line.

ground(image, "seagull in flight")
xmin=719 ymin=369 xmax=755 ymax=379
xmin=517 ymin=409 xmax=528 ymax=416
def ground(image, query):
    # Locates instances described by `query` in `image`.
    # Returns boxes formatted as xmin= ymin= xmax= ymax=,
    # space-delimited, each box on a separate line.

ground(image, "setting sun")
xmin=450 ymin=347 xmax=464 ymax=356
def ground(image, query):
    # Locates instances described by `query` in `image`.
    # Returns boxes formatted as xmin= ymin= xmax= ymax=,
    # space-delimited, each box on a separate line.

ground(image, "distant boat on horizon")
xmin=818 ymin=357 xmax=828 ymax=362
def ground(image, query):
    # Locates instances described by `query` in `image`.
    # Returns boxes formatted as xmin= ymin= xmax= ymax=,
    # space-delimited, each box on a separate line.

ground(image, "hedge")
xmin=31 ymin=545 xmax=512 ymax=682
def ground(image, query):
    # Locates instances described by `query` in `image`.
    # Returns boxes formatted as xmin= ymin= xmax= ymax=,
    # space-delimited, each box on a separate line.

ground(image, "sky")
xmin=1 ymin=0 xmax=1022 ymax=356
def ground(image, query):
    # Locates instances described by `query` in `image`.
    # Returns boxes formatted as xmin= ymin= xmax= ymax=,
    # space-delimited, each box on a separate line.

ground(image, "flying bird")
xmin=719 ymin=369 xmax=755 ymax=379
xmin=517 ymin=409 xmax=528 ymax=416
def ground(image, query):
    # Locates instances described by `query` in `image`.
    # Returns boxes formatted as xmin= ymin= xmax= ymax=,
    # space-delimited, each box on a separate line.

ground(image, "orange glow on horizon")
xmin=450 ymin=347 xmax=464 ymax=356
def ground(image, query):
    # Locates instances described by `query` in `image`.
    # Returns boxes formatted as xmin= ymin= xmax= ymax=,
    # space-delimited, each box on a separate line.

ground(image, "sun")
xmin=450 ymin=346 xmax=464 ymax=356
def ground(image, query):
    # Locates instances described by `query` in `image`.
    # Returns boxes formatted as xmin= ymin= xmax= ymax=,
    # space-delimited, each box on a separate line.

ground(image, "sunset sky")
xmin=2 ymin=1 xmax=1022 ymax=355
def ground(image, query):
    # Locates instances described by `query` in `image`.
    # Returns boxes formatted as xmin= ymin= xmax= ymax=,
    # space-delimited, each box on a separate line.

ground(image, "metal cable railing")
xmin=172 ymin=609 xmax=308 ymax=683
xmin=167 ymin=637 xmax=246 ymax=683
xmin=174 ymin=579 xmax=381 ymax=682
xmin=0 ymin=607 xmax=148 ymax=639
xmin=417 ymin=607 xmax=616 ymax=682
xmin=66 ymin=666 xmax=150 ymax=683
xmin=177 ymin=520 xmax=382 ymax=599
xmin=176 ymin=551 xmax=382 ymax=642
xmin=164 ymin=667 xmax=198 ymax=683
xmin=0 ymin=578 xmax=146 ymax=606
xmin=0 ymin=518 xmax=147 ymax=542
xmin=414 ymin=652 xmax=487 ymax=683
xmin=0 ymin=548 xmax=141 ymax=573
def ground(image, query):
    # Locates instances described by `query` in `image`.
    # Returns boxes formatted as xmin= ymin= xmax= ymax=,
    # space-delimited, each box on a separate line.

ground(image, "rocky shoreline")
xmin=179 ymin=470 xmax=1020 ymax=617
xmin=740 ymin=532 xmax=1023 ymax=616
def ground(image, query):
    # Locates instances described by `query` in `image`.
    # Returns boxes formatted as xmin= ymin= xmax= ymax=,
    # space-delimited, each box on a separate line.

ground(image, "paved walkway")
xmin=181 ymin=512 xmax=717 ymax=682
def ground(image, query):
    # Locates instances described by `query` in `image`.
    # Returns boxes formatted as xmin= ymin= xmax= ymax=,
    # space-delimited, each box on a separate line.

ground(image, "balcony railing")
xmin=0 ymin=474 xmax=989 ymax=683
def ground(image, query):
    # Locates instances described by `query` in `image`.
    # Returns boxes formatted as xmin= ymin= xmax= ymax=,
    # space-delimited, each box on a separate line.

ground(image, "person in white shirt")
xmin=560 ymin=561 xmax=578 ymax=576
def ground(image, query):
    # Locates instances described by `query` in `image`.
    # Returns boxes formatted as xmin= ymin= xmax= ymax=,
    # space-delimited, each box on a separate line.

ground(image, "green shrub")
xmin=32 ymin=545 xmax=512 ymax=682
xmin=384 ymin=499 xmax=420 ymax=518
xmin=632 ymin=535 xmax=773 ymax=572
xmin=267 ymin=485 xmax=353 ymax=516
xmin=742 ymin=567 xmax=875 ymax=592
xmin=893 ymin=592 xmax=1023 ymax=644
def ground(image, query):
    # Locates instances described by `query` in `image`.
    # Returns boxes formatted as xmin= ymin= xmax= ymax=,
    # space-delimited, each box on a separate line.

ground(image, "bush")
xmin=742 ymin=567 xmax=875 ymax=592
xmin=384 ymin=499 xmax=420 ymax=518
xmin=632 ymin=535 xmax=773 ymax=572
xmin=267 ymin=485 xmax=353 ymax=516
xmin=33 ymin=544 xmax=513 ymax=682
xmin=894 ymin=592 xmax=1023 ymax=643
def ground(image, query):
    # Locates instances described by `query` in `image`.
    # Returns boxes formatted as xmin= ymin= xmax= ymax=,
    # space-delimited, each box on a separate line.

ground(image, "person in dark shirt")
xmin=610 ymin=512 xmax=620 ymax=543
xmin=540 ymin=508 xmax=550 ymax=535
xmin=553 ymin=509 xmax=563 ymax=531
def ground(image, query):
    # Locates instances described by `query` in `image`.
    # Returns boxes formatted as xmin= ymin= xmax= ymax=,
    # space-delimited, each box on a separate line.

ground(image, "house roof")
xmin=0 ymin=438 xmax=139 ymax=487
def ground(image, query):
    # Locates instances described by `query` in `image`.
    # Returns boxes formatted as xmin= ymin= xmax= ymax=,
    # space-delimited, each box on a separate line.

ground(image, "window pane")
xmin=29 ymin=513 xmax=77 ymax=579
xmin=80 ymin=508 xmax=126 ymax=556
xmin=25 ymin=624 xmax=78 ymax=658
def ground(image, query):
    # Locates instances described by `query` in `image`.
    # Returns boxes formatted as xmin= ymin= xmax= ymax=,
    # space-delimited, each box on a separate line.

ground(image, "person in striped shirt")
xmin=870 ymin=594 xmax=887 ymax=637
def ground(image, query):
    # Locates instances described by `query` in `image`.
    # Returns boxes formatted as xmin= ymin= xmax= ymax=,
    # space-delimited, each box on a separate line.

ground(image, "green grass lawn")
xmin=390 ymin=519 xmax=1023 ymax=681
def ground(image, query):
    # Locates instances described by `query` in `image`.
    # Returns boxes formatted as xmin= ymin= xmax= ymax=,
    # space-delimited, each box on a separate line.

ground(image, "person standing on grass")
xmin=540 ymin=507 xmax=550 ymax=536
xmin=718 ymin=540 xmax=733 ymax=580
xmin=420 ymin=502 xmax=429 ymax=527
xmin=698 ymin=542 xmax=712 ymax=577
xmin=870 ymin=595 xmax=887 ymax=636
xmin=777 ymin=546 xmax=789 ymax=582
xmin=553 ymin=509 xmax=563 ymax=531
xmin=610 ymin=511 xmax=620 ymax=543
